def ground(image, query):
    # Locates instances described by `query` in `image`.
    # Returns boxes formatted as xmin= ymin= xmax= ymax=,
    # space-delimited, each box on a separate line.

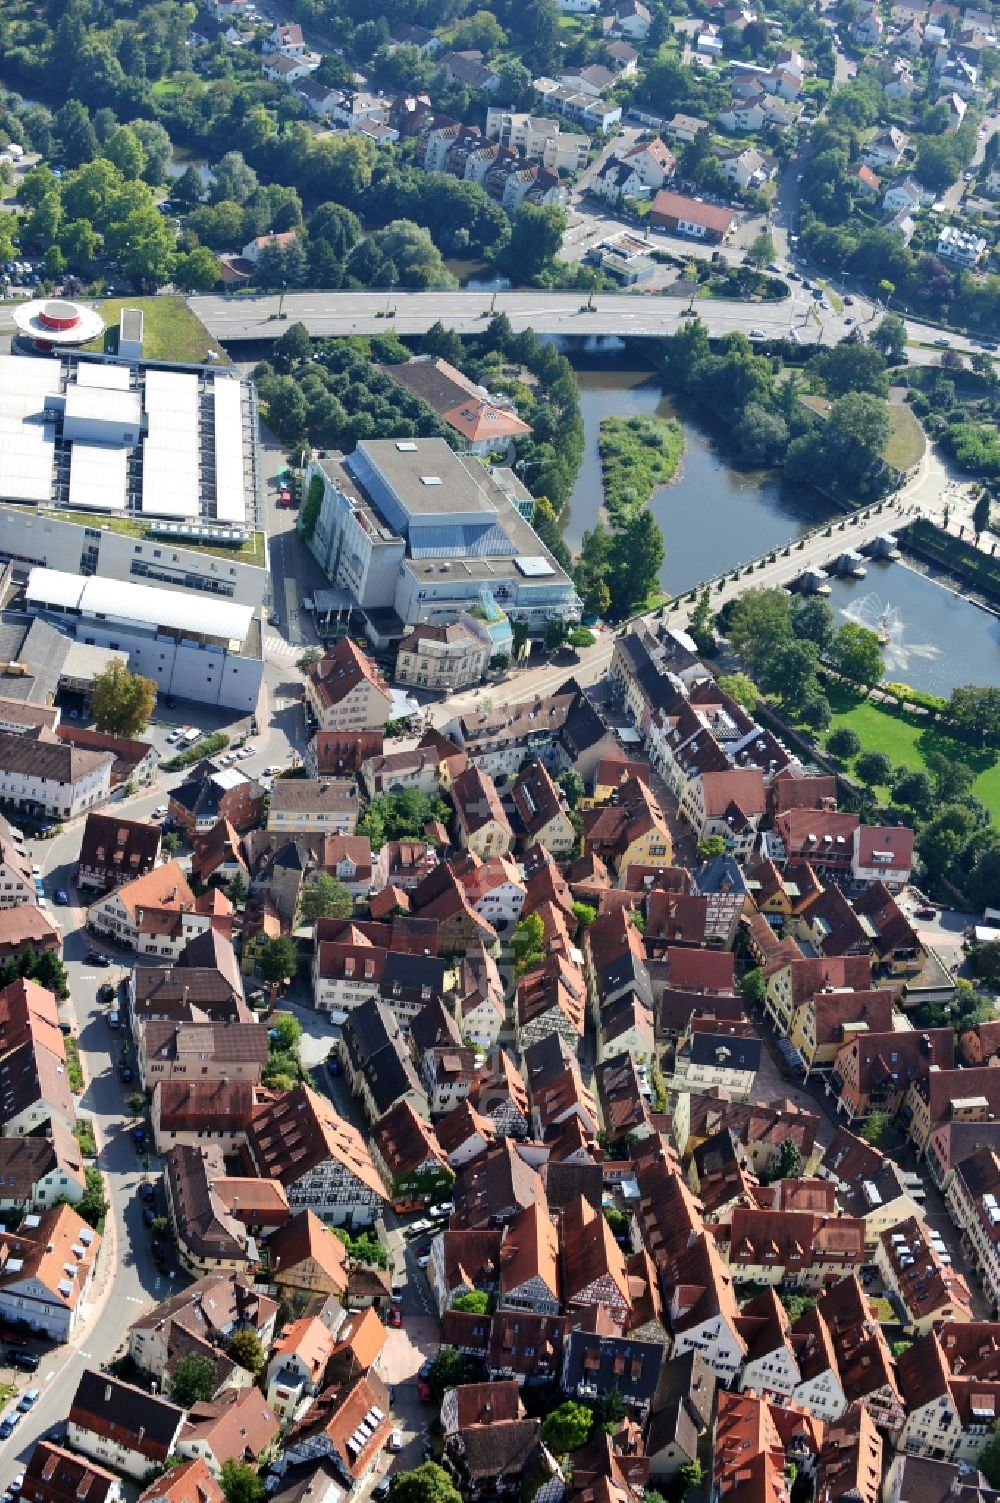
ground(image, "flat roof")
xmin=74 ymin=363 xmax=132 ymax=391
xmin=63 ymin=384 xmax=141 ymax=428
xmin=213 ymin=376 xmax=244 ymax=524
xmin=68 ymin=443 xmax=128 ymax=512
xmin=356 ymin=438 xmax=497 ymax=519
xmin=142 ymin=369 xmax=200 ymax=519
xmin=0 ymin=355 xmax=57 ymax=503
xmin=26 ymin=567 xmax=255 ymax=644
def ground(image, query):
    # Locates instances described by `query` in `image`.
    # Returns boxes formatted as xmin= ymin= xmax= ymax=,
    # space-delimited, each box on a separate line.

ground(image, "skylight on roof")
xmin=419 ymin=475 xmax=443 ymax=486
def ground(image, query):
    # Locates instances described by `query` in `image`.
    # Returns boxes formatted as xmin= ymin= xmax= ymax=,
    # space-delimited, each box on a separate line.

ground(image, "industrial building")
xmin=0 ymin=354 xmax=266 ymax=607
xmin=304 ymin=438 xmax=581 ymax=644
xmin=24 ymin=569 xmax=264 ymax=714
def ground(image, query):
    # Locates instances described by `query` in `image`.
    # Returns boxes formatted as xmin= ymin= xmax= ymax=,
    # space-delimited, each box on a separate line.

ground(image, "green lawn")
xmin=822 ymin=683 xmax=1000 ymax=823
xmin=884 ymin=404 xmax=926 ymax=471
xmin=82 ymin=297 xmax=228 ymax=366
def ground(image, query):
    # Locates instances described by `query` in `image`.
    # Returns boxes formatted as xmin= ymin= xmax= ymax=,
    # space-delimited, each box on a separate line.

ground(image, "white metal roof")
xmin=68 ymin=442 xmax=128 ymax=512
xmin=0 ymin=356 xmax=58 ymax=503
xmin=74 ymin=362 xmax=132 ymax=390
xmin=142 ymin=369 xmax=200 ymax=518
xmin=213 ymin=376 xmax=245 ymax=524
xmin=26 ymin=567 xmax=254 ymax=643
xmin=64 ymin=383 xmax=141 ymax=428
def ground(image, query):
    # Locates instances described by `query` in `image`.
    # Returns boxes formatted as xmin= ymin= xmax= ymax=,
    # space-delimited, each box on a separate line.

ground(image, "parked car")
xmin=429 ymin=1202 xmax=454 ymax=1220
xmin=17 ymin=1389 xmax=39 ymax=1412
xmin=407 ymin=1219 xmax=433 ymax=1237
xmin=914 ymin=905 xmax=937 ymax=919
xmin=415 ymin=1245 xmax=431 ymax=1268
xmin=142 ymin=1206 xmax=156 ymax=1227
xmin=54 ymin=890 xmax=69 ymax=905
xmin=140 ymin=1181 xmax=156 ymax=1203
xmin=0 ymin=1330 xmax=27 ymax=1348
xmin=7 ymin=1353 xmax=38 ymax=1372
xmin=388 ymin=1306 xmax=403 ymax=1328
xmin=152 ymin=806 xmax=168 ymax=819
xmin=108 ymin=1010 xmax=121 ymax=1029
xmin=934 ymin=336 xmax=951 ymax=348
xmin=388 ymin=1429 xmax=403 ymax=1451
xmin=118 ymin=1065 xmax=133 ymax=1083
xmin=372 ymin=1482 xmax=391 ymax=1501
xmin=87 ymin=951 xmax=110 ymax=967
xmin=0 ymin=1417 xmax=18 ymax=1439
xmin=131 ymin=1126 xmax=146 ymax=1145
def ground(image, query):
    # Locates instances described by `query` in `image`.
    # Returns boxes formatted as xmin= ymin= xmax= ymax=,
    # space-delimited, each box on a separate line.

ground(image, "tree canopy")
xmin=91 ymin=659 xmax=157 ymax=738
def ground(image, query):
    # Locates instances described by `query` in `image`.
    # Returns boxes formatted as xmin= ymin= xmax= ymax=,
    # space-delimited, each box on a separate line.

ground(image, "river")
xmin=563 ymin=358 xmax=835 ymax=595
xmin=826 ymin=559 xmax=1000 ymax=697
xmin=562 ymin=355 xmax=1000 ymax=694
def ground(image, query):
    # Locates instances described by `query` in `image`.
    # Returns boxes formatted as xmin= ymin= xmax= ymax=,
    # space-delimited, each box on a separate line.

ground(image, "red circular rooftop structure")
xmin=12 ymin=297 xmax=104 ymax=351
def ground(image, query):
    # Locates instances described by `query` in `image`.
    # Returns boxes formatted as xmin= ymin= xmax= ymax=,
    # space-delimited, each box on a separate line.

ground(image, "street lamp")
xmin=277 ymin=280 xmax=287 ymax=319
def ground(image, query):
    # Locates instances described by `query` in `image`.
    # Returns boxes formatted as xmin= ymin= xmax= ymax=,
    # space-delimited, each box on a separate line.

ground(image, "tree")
xmin=541 ymin=1401 xmax=593 ymax=1456
xmin=828 ymin=622 xmax=884 ymax=688
xmin=827 ymin=727 xmax=861 ymax=760
xmin=717 ymin=673 xmax=758 ymax=713
xmin=451 ymin=1290 xmax=490 ymax=1314
xmin=795 ymin=597 xmax=837 ymax=653
xmin=220 ymin=1461 xmax=264 ymax=1503
xmin=740 ymin=968 xmax=766 ymax=1007
xmin=511 ymin=620 xmax=530 ymax=661
xmin=745 ymin=230 xmax=776 ymax=268
xmin=758 ymin=638 xmax=818 ymax=702
xmin=571 ymin=901 xmax=597 ymax=930
xmin=501 ymin=202 xmax=566 ymax=281
xmin=310 ymin=201 xmax=361 ymax=262
xmin=228 ymin=872 xmax=247 ymax=907
xmin=546 ymin=618 xmax=569 ymax=652
xmin=55 ymin=100 xmax=98 ymax=167
xmin=161 ymin=832 xmax=181 ymax=855
xmin=275 ymin=321 xmax=312 ymax=369
xmin=592 ymin=1387 xmax=628 ymax=1433
xmin=453 ymin=10 xmax=506 ymax=55
xmin=974 ymin=491 xmax=992 ymax=541
xmin=298 ymin=874 xmax=353 ymax=925
xmin=871 ymin=313 xmax=907 ymax=363
xmin=800 ymin=691 xmax=832 ymax=731
xmin=861 ymin=1109 xmax=890 ymax=1147
xmin=226 ymin=1329 xmax=265 ymax=1377
xmin=975 ymin=941 xmax=1000 ymax=988
xmin=679 ymin=1460 xmax=704 ymax=1493
xmin=773 ymin=1139 xmax=803 ymax=1180
xmin=211 ymin=151 xmax=258 ymax=206
xmin=891 ymin=768 xmax=935 ymax=816
xmin=75 ymin=1166 xmax=108 ymax=1228
xmin=388 ymin=1464 xmax=462 ymax=1503
xmin=103 ymin=126 xmax=146 ymax=182
xmin=170 ymin=1354 xmax=217 ymax=1406
xmin=724 ymin=588 xmax=796 ymax=674
xmin=698 ymin=835 xmax=728 ymax=861
xmin=257 ymin=935 xmax=298 ymax=987
xmin=428 ymin=1349 xmax=482 ymax=1403
xmin=270 ymin=1014 xmax=302 ymax=1054
xmin=855 ymin=750 xmax=893 ymax=791
xmin=558 ymin=770 xmax=585 ymax=810
xmin=173 ymin=247 xmax=220 ymax=292
xmin=512 ymin=912 xmax=545 ymax=976
xmin=91 ymin=660 xmax=156 ymax=738
xmin=608 ymin=510 xmax=665 ymax=617
xmin=811 ymin=341 xmax=889 ymax=399
xmin=130 ymin=119 xmax=172 ymax=185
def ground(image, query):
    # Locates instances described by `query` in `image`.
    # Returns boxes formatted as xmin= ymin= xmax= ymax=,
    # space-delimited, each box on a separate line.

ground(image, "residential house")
xmin=0 ymin=1125 xmax=86 ymax=1211
xmin=763 ymin=953 xmax=872 ymax=1036
xmin=282 ymin=1374 xmax=392 ymax=1490
xmin=266 ymin=779 xmax=359 ymax=837
xmin=671 ymin=1031 xmax=762 ymax=1101
xmin=267 ymin=1209 xmax=350 ymax=1302
xmin=622 ymin=138 xmax=676 ymax=189
xmin=451 ymin=767 xmax=513 ymax=858
xmin=0 ymin=814 xmax=38 ymax=908
xmin=68 ymin=1373 xmax=185 ymax=1481
xmin=266 ymin=1318 xmax=338 ymax=1427
xmin=515 ymin=955 xmax=587 ymax=1057
xmin=830 ymin=1027 xmax=953 ymax=1125
xmin=20 ymin=1444 xmax=121 ymax=1503
xmin=678 ymin=767 xmax=765 ymax=860
xmin=718 ymin=146 xmax=772 ymax=190
xmin=907 ymin=1065 xmax=1000 ymax=1152
xmin=339 ymin=999 xmax=428 ymax=1123
xmin=261 ymin=53 xmax=314 ymax=84
xmin=787 ymin=987 xmax=895 ymax=1079
xmin=883 ymin=175 xmax=928 ymax=213
xmin=812 ymin=1275 xmax=905 ymax=1431
xmin=511 ymin=759 xmax=575 ymax=855
xmin=459 ymin=856 xmax=526 ymax=932
xmin=128 ymin=1272 xmax=278 ymax=1383
xmin=582 ymin=776 xmax=672 ymax=874
xmin=0 ymin=730 xmax=112 ymax=821
xmin=175 ymin=1389 xmax=280 ymax=1478
xmin=937 ymin=225 xmax=988 ymax=266
xmin=165 ymin=1143 xmax=289 ymax=1276
xmin=874 ymin=1216 xmax=973 ymax=1333
xmin=151 ymin=1079 xmax=257 ymax=1155
xmin=395 ymin=621 xmax=491 ymax=692
xmin=170 ymin=762 xmax=263 ymax=838
xmin=0 ymin=1204 xmax=98 ymax=1339
xmin=87 ymin=862 xmax=228 ymax=959
xmin=138 ymin=1019 xmax=268 ymax=1092
xmin=304 ymin=639 xmax=393 ymax=733
xmin=897 ymin=1325 xmax=1000 ymax=1462
xmin=452 ymin=1139 xmax=544 ymax=1232
xmin=863 ymin=127 xmax=909 ymax=168
xmin=245 ymin=1085 xmax=388 ymax=1226
xmin=851 ymin=826 xmax=914 ymax=890
xmin=668 ymin=1233 xmax=747 ymax=1380
xmin=371 ymin=1100 xmax=453 ymax=1206
xmin=613 ymin=0 xmax=651 ymax=39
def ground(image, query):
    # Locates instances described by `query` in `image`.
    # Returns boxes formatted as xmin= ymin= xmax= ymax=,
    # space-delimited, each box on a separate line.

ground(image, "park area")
xmin=822 ymin=683 xmax=1000 ymax=823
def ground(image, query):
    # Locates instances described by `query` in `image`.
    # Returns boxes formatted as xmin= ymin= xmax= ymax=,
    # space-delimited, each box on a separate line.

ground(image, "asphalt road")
xmin=189 ymin=289 xmax=983 ymax=363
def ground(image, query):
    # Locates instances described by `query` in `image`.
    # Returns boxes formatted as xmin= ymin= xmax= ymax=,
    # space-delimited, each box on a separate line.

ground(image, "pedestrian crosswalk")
xmin=264 ymin=635 xmax=299 ymax=660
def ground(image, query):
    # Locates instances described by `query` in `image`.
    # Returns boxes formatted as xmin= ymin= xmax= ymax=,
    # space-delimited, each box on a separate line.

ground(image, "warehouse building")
xmin=24 ymin=569 xmax=264 ymax=714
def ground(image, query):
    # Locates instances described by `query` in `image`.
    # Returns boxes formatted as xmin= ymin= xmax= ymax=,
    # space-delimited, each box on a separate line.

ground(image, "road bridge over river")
xmin=190 ymin=290 xmax=977 ymax=364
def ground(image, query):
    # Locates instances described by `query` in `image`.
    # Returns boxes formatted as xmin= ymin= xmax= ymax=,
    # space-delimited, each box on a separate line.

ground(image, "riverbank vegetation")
xmin=900 ymin=364 xmax=1000 ymax=482
xmin=658 ymin=318 xmax=904 ymax=505
xmin=598 ymin=415 xmax=684 ymax=526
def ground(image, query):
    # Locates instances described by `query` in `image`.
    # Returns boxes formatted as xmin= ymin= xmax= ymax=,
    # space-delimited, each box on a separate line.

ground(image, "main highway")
xmin=189 ymin=289 xmax=984 ymax=364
